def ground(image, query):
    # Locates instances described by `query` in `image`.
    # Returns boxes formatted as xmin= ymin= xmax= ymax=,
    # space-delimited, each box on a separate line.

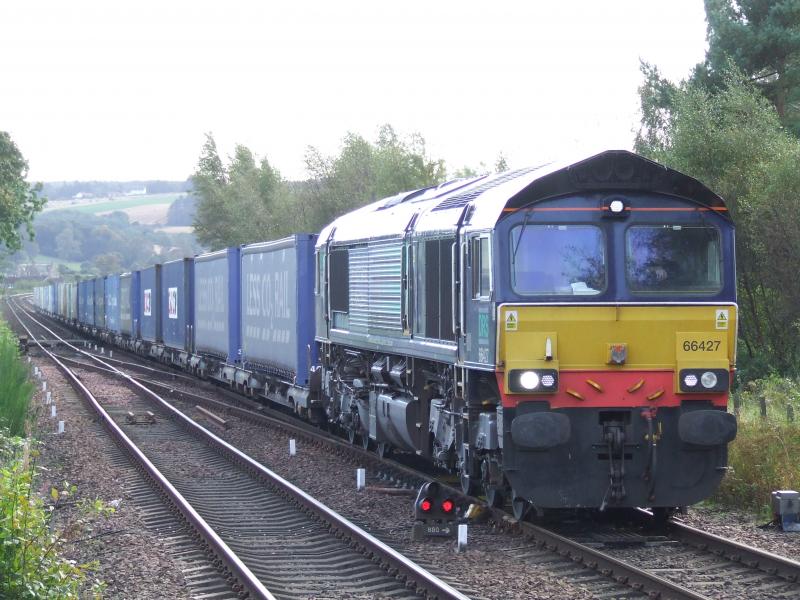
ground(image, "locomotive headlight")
xmin=509 ymin=369 xmax=559 ymax=393
xmin=678 ymin=368 xmax=728 ymax=393
xmin=700 ymin=371 xmax=718 ymax=389
xmin=519 ymin=371 xmax=540 ymax=390
xmin=609 ymin=199 xmax=625 ymax=213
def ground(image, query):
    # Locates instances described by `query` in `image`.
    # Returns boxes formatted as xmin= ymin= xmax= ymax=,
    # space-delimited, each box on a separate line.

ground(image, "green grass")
xmin=713 ymin=376 xmax=800 ymax=513
xmin=31 ymin=255 xmax=82 ymax=271
xmin=0 ymin=322 xmax=34 ymax=437
xmin=46 ymin=193 xmax=183 ymax=215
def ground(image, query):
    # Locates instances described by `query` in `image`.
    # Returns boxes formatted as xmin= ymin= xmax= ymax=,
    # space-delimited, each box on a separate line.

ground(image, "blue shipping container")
xmin=160 ymin=258 xmax=194 ymax=351
xmin=78 ymin=280 xmax=94 ymax=326
xmin=139 ymin=265 xmax=162 ymax=342
xmin=93 ymin=277 xmax=106 ymax=330
xmin=240 ymin=235 xmax=317 ymax=385
xmin=105 ymin=274 xmax=121 ymax=334
xmin=120 ymin=272 xmax=140 ymax=337
xmin=194 ymin=247 xmax=240 ymax=362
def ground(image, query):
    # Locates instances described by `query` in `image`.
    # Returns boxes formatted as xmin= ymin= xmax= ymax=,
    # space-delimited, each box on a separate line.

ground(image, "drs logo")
xmin=143 ymin=289 xmax=151 ymax=316
xmin=168 ymin=287 xmax=178 ymax=319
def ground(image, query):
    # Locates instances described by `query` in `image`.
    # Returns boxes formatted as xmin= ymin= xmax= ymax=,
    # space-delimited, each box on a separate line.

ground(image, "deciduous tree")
xmin=0 ymin=132 xmax=45 ymax=253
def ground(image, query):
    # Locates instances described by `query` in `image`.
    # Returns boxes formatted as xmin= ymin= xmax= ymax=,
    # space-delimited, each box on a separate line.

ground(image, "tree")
xmin=696 ymin=0 xmax=800 ymax=134
xmin=636 ymin=67 xmax=800 ymax=376
xmin=0 ymin=132 xmax=45 ymax=253
xmin=301 ymin=124 xmax=446 ymax=231
xmin=192 ymin=134 xmax=288 ymax=249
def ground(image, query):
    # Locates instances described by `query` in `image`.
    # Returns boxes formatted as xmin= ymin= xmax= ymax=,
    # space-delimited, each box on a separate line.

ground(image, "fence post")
xmin=733 ymin=396 xmax=741 ymax=417
xmin=788 ymin=404 xmax=795 ymax=423
xmin=759 ymin=397 xmax=767 ymax=419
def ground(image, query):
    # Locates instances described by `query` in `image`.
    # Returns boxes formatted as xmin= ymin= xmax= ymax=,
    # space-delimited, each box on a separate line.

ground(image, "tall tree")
xmin=697 ymin=0 xmax=800 ymax=134
xmin=192 ymin=134 xmax=288 ymax=249
xmin=637 ymin=68 xmax=800 ymax=376
xmin=0 ymin=132 xmax=45 ymax=253
xmin=301 ymin=124 xmax=446 ymax=231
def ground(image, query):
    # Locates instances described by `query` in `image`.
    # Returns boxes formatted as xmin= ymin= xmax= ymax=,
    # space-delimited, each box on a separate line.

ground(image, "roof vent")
xmin=432 ymin=167 xmax=539 ymax=211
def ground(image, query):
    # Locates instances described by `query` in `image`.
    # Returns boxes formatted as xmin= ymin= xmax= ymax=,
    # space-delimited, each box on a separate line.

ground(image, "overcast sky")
xmin=1 ymin=1 xmax=708 ymax=182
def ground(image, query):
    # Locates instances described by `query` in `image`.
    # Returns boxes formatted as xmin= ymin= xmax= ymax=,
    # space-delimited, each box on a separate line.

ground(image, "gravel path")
xmin=683 ymin=504 xmax=800 ymax=562
xmin=181 ymin=395 xmax=608 ymax=600
xmin=29 ymin=358 xmax=194 ymax=599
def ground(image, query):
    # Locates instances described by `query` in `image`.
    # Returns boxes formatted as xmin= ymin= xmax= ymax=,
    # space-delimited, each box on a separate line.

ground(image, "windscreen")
xmin=626 ymin=225 xmax=722 ymax=293
xmin=511 ymin=224 xmax=606 ymax=295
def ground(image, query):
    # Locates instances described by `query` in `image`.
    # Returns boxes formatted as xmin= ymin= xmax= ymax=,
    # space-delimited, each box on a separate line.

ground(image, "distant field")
xmin=45 ymin=193 xmax=185 ymax=225
xmin=33 ymin=255 xmax=82 ymax=270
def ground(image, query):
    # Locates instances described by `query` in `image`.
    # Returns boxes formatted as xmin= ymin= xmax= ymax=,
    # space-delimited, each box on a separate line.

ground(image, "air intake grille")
xmin=431 ymin=167 xmax=539 ymax=211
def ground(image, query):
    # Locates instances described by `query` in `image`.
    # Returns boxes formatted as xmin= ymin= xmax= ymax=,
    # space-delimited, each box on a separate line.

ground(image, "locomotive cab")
xmin=494 ymin=184 xmax=737 ymax=511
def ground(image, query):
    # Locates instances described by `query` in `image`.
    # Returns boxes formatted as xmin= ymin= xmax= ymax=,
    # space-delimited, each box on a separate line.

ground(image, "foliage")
xmin=192 ymin=135 xmax=288 ymax=249
xmin=300 ymin=124 xmax=447 ymax=232
xmin=0 ymin=132 xmax=46 ymax=254
xmin=0 ymin=321 xmax=33 ymax=437
xmin=695 ymin=0 xmax=800 ymax=135
xmin=0 ymin=435 xmax=103 ymax=598
xmin=165 ymin=193 xmax=197 ymax=226
xmin=191 ymin=125 xmax=447 ymax=249
xmin=636 ymin=67 xmax=800 ymax=375
xmin=715 ymin=375 xmax=800 ymax=511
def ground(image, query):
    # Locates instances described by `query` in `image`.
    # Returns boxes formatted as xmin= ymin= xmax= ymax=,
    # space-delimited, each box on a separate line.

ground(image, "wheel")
xmin=511 ymin=490 xmax=530 ymax=521
xmin=375 ymin=442 xmax=390 ymax=458
xmin=460 ymin=470 xmax=478 ymax=496
xmin=650 ymin=507 xmax=674 ymax=528
xmin=360 ymin=433 xmax=371 ymax=451
xmin=485 ymin=485 xmax=506 ymax=508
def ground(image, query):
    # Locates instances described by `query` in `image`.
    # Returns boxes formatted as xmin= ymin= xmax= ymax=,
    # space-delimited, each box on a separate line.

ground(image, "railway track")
xmin=14 ymin=297 xmax=800 ymax=600
xmin=7 ymin=297 xmax=470 ymax=600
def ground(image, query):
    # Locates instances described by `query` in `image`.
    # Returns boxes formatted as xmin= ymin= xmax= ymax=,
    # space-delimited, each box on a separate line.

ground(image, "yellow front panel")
xmin=498 ymin=304 xmax=737 ymax=371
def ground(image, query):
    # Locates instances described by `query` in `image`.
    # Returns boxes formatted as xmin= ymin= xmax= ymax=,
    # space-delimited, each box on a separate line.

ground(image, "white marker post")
xmin=356 ymin=468 xmax=366 ymax=490
xmin=57 ymin=421 xmax=64 ymax=434
xmin=109 ymin=350 xmax=113 ymax=358
xmin=33 ymin=366 xmax=39 ymax=377
xmin=51 ymin=404 xmax=56 ymax=418
xmin=457 ymin=523 xmax=468 ymax=553
xmin=100 ymin=347 xmax=104 ymax=355
xmin=42 ymin=381 xmax=47 ymax=392
xmin=46 ymin=391 xmax=52 ymax=404
xmin=289 ymin=439 xmax=296 ymax=456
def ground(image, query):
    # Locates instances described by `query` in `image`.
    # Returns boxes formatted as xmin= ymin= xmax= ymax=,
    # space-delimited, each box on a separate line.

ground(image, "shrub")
xmin=0 ymin=435 xmax=97 ymax=598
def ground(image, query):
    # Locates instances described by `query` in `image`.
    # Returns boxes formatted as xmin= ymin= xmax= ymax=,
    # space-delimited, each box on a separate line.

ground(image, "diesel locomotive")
xmin=34 ymin=150 xmax=738 ymax=518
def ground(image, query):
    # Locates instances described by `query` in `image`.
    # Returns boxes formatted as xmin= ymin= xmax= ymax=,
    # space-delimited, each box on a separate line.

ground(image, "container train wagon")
xmin=33 ymin=150 xmax=738 ymax=519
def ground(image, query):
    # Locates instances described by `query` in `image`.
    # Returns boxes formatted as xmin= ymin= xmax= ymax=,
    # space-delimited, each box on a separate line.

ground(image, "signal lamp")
xmin=441 ymin=499 xmax=455 ymax=514
xmin=683 ymin=374 xmax=698 ymax=388
xmin=541 ymin=374 xmax=555 ymax=388
xmin=420 ymin=498 xmax=433 ymax=512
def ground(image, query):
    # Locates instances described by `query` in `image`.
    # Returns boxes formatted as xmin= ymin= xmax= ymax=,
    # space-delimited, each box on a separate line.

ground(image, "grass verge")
xmin=713 ymin=376 xmax=800 ymax=514
xmin=0 ymin=321 xmax=33 ymax=436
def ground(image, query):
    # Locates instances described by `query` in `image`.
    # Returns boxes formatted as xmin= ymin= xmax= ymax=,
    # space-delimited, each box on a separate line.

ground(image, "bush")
xmin=0 ymin=321 xmax=34 ymax=436
xmin=0 ymin=434 xmax=100 ymax=599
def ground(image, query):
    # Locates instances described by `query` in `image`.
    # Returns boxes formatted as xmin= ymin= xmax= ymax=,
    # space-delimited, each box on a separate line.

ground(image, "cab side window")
xmin=472 ymin=236 xmax=491 ymax=299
